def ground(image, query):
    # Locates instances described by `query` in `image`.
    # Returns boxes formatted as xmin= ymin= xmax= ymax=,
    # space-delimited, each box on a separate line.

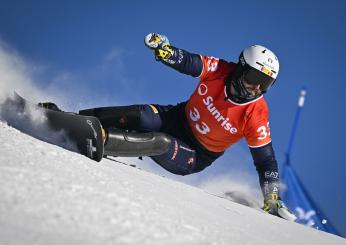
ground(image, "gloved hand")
xmin=262 ymin=194 xmax=297 ymax=221
xmin=144 ymin=33 xmax=174 ymax=62
xmin=38 ymin=102 xmax=61 ymax=112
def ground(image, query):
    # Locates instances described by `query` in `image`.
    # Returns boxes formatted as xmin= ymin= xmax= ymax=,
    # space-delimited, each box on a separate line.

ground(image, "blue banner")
xmin=281 ymin=88 xmax=340 ymax=236
xmin=281 ymin=162 xmax=340 ymax=235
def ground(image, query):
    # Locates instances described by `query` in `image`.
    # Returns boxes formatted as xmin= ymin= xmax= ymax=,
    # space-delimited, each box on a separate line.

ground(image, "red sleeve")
xmin=244 ymin=99 xmax=272 ymax=148
xmin=199 ymin=55 xmax=235 ymax=81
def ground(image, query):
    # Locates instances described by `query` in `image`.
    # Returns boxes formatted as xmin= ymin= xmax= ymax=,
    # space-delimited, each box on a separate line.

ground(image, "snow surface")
xmin=0 ymin=122 xmax=345 ymax=245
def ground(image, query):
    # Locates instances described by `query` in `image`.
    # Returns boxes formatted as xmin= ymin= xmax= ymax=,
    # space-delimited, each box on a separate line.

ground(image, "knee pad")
xmin=104 ymin=128 xmax=171 ymax=157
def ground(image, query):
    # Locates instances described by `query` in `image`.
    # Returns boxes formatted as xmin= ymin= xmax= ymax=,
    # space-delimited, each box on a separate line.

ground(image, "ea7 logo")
xmin=265 ymin=171 xmax=279 ymax=179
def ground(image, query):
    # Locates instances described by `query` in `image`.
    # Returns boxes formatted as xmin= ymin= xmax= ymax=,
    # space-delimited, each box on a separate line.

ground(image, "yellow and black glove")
xmin=144 ymin=33 xmax=174 ymax=63
xmin=262 ymin=194 xmax=297 ymax=221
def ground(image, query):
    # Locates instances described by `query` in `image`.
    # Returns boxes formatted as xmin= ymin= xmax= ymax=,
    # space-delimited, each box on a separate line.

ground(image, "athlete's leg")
xmin=79 ymin=104 xmax=162 ymax=131
xmin=102 ymin=128 xmax=197 ymax=175
xmin=150 ymin=136 xmax=197 ymax=176
xmin=104 ymin=128 xmax=171 ymax=157
xmin=80 ymin=104 xmax=199 ymax=175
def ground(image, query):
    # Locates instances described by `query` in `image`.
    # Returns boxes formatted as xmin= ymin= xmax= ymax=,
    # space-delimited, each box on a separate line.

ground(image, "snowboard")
xmin=1 ymin=92 xmax=104 ymax=161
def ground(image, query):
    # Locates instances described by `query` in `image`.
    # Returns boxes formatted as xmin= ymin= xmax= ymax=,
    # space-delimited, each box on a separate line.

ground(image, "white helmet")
xmin=228 ymin=45 xmax=279 ymax=102
xmin=240 ymin=45 xmax=279 ymax=91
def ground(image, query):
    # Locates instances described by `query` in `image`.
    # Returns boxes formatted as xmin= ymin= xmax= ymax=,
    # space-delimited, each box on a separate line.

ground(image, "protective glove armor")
xmin=263 ymin=194 xmax=297 ymax=222
xmin=144 ymin=33 xmax=174 ymax=62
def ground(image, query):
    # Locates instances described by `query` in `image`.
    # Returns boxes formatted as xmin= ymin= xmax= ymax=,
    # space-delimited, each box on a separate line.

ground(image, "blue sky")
xmin=0 ymin=0 xmax=345 ymax=236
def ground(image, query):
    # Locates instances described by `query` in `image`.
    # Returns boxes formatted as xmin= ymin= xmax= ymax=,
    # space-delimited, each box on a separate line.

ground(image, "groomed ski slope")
xmin=0 ymin=121 xmax=344 ymax=245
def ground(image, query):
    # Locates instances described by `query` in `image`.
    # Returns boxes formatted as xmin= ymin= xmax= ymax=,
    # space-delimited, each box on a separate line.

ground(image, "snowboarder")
xmin=41 ymin=33 xmax=296 ymax=221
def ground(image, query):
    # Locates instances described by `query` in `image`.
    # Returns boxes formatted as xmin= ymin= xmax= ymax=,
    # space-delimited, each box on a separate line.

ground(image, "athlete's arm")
xmin=250 ymin=142 xmax=297 ymax=221
xmin=144 ymin=33 xmax=203 ymax=77
xmin=161 ymin=46 xmax=203 ymax=77
xmin=249 ymin=142 xmax=280 ymax=200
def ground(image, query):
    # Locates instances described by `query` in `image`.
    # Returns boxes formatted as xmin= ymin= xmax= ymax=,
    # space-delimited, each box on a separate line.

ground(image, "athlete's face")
xmin=230 ymin=79 xmax=262 ymax=98
xmin=242 ymin=80 xmax=261 ymax=97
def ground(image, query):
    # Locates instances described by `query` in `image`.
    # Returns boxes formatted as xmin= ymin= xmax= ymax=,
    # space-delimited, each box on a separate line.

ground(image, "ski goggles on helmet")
xmin=239 ymin=63 xmax=276 ymax=92
xmin=228 ymin=63 xmax=276 ymax=103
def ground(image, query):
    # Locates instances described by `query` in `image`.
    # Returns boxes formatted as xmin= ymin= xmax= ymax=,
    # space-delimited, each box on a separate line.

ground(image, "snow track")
xmin=0 ymin=121 xmax=344 ymax=245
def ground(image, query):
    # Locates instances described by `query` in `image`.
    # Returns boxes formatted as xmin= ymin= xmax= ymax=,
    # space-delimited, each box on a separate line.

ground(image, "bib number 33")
xmin=257 ymin=122 xmax=270 ymax=140
xmin=190 ymin=107 xmax=210 ymax=135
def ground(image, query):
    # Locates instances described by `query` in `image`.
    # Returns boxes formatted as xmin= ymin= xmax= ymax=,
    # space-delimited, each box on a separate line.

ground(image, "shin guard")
xmin=104 ymin=128 xmax=171 ymax=157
